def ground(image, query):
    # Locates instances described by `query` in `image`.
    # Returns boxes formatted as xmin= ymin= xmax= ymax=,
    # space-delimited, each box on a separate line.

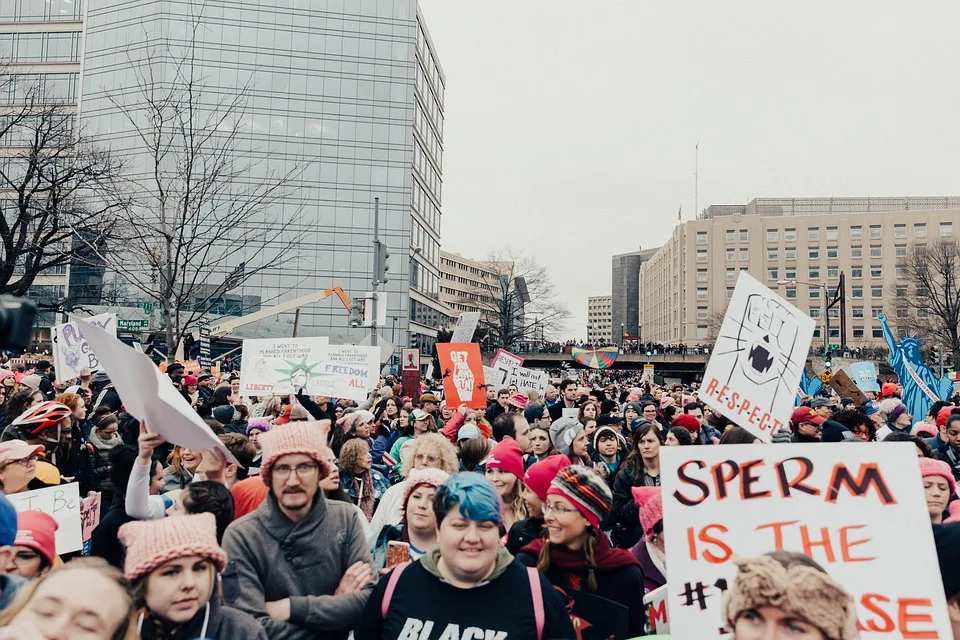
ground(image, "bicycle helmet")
xmin=12 ymin=401 xmax=72 ymax=435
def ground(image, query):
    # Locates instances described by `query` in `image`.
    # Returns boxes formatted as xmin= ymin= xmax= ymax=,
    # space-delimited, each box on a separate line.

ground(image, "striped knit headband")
xmin=546 ymin=466 xmax=612 ymax=528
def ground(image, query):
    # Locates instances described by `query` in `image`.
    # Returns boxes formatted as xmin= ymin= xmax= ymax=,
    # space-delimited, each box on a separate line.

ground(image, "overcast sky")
xmin=418 ymin=0 xmax=960 ymax=341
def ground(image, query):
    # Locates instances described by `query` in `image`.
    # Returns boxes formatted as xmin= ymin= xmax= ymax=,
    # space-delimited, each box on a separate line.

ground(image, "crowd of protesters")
xmin=0 ymin=352 xmax=954 ymax=639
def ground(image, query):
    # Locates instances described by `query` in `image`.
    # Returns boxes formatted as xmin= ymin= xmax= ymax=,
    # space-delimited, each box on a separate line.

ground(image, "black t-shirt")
xmin=354 ymin=558 xmax=576 ymax=640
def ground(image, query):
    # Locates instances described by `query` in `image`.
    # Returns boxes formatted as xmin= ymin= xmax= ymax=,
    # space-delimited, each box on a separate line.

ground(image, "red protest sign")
xmin=436 ymin=343 xmax=486 ymax=409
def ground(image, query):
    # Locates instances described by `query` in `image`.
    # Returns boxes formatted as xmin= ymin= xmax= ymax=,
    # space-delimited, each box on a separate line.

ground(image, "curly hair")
xmin=400 ymin=432 xmax=459 ymax=478
xmin=338 ymin=438 xmax=371 ymax=476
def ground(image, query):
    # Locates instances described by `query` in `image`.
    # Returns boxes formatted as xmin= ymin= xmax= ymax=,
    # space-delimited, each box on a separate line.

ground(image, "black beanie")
xmin=933 ymin=523 xmax=960 ymax=600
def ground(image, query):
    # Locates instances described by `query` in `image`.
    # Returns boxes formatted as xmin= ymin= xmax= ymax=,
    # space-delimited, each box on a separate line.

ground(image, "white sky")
xmin=418 ymin=0 xmax=960 ymax=340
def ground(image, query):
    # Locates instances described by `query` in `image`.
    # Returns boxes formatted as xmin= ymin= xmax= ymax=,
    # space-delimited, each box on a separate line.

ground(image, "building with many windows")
xmin=586 ymin=295 xmax=612 ymax=344
xmin=0 ymin=0 xmax=84 ymax=324
xmin=612 ymin=248 xmax=658 ymax=345
xmin=439 ymin=250 xmax=516 ymax=335
xmin=74 ymin=0 xmax=448 ymax=351
xmin=639 ymin=197 xmax=960 ymax=346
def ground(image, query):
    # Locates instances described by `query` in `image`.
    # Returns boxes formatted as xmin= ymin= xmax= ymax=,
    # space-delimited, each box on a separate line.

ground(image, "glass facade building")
xmin=79 ymin=0 xmax=448 ymax=349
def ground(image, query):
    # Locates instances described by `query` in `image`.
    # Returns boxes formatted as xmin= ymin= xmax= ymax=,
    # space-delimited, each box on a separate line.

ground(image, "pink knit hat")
xmin=485 ymin=438 xmax=525 ymax=481
xmin=919 ymin=457 xmax=957 ymax=496
xmin=401 ymin=468 xmax=450 ymax=519
xmin=659 ymin=397 xmax=675 ymax=411
xmin=118 ymin=513 xmax=227 ymax=581
xmin=258 ymin=421 xmax=331 ymax=486
xmin=632 ymin=486 xmax=663 ymax=538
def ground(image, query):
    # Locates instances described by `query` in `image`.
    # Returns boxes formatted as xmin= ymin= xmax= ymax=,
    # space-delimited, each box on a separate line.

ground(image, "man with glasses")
xmin=223 ymin=421 xmax=375 ymax=639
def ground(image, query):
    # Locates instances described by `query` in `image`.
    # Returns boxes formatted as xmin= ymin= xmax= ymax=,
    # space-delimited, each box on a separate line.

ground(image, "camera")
xmin=0 ymin=296 xmax=37 ymax=352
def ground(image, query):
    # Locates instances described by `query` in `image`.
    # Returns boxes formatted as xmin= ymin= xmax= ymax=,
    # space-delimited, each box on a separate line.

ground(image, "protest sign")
xmin=52 ymin=313 xmax=117 ymax=382
xmin=830 ymin=369 xmax=868 ymax=405
xmin=557 ymin=588 xmax=629 ymax=640
xmin=506 ymin=366 xmax=549 ymax=396
xmin=642 ymin=363 xmax=655 ymax=383
xmin=9 ymin=483 xmax=82 ymax=553
xmin=436 ymin=343 xmax=486 ymax=409
xmin=80 ymin=492 xmax=101 ymax=543
xmin=482 ymin=365 xmax=505 ymax=390
xmin=79 ymin=318 xmax=239 ymax=465
xmin=491 ymin=348 xmax=523 ymax=380
xmin=450 ymin=312 xmax=481 ymax=344
xmin=698 ymin=272 xmax=816 ymax=442
xmin=643 ymin=585 xmax=670 ymax=634
xmin=850 ymin=361 xmax=880 ymax=393
xmin=238 ymin=337 xmax=330 ymax=395
xmin=661 ymin=443 xmax=951 ymax=639
xmin=401 ymin=348 xmax=420 ymax=372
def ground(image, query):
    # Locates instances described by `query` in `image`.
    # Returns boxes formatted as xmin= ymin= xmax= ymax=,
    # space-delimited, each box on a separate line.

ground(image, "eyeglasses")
xmin=542 ymin=503 xmax=579 ymax=516
xmin=12 ymin=455 xmax=38 ymax=466
xmin=273 ymin=462 xmax=320 ymax=478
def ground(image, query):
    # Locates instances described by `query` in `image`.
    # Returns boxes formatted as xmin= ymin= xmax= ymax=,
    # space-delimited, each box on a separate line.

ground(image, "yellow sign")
xmin=818 ymin=371 xmax=833 ymax=384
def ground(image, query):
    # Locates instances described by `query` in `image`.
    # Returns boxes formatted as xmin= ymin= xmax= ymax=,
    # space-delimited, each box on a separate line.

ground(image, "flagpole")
xmin=695 ymin=142 xmax=699 ymax=219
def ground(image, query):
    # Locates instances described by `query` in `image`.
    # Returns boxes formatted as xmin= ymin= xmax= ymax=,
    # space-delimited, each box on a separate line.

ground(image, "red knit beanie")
xmin=672 ymin=413 xmax=701 ymax=433
xmin=523 ymin=455 xmax=570 ymax=501
xmin=486 ymin=439 xmax=525 ymax=481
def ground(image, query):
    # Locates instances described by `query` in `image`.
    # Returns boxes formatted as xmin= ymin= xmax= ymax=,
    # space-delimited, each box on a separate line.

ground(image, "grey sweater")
xmin=221 ymin=491 xmax=375 ymax=639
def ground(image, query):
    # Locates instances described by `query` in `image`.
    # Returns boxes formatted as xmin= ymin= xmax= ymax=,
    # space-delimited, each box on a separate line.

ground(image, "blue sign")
xmin=850 ymin=362 xmax=880 ymax=393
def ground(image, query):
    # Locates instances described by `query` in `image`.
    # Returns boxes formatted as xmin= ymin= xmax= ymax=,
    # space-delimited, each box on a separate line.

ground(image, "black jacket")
xmin=611 ymin=460 xmax=659 ymax=549
xmin=506 ymin=517 xmax=544 ymax=556
xmin=138 ymin=597 xmax=267 ymax=640
xmin=89 ymin=493 xmax=132 ymax=570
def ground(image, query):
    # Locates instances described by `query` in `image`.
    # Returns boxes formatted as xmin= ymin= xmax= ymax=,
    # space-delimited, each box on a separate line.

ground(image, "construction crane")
xmin=208 ymin=287 xmax=352 ymax=337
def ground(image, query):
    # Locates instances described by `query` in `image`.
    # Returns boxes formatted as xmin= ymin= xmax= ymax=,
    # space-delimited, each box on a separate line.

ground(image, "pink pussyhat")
xmin=118 ymin=513 xmax=226 ymax=582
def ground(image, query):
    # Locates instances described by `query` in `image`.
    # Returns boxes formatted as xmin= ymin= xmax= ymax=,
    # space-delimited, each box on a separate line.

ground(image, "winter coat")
xmin=161 ymin=465 xmax=193 ymax=493
xmin=221 ymin=491 xmax=375 ymax=640
xmin=506 ymin=516 xmax=544 ymax=556
xmin=611 ymin=460 xmax=660 ymax=549
xmin=137 ymin=596 xmax=267 ymax=640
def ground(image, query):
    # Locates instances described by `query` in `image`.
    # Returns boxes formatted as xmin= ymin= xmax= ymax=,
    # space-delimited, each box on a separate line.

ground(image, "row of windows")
xmin=0 ymin=0 xmax=83 ymax=22
xmin=414 ymin=59 xmax=443 ymax=138
xmin=0 ymin=73 xmax=78 ymax=105
xmin=0 ymin=31 xmax=81 ymax=63
xmin=701 ymin=243 xmax=914 ymax=263
xmin=415 ymin=23 xmax=444 ymax=106
xmin=414 ymin=100 xmax=442 ymax=169
xmin=413 ymin=139 xmax=441 ymax=201
xmin=699 ymin=221 xmax=953 ymax=245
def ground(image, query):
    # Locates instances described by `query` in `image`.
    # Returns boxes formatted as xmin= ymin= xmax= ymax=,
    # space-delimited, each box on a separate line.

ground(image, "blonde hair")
xmin=338 ymin=438 xmax=371 ymax=476
xmin=501 ymin=476 xmax=528 ymax=528
xmin=400 ymin=433 xmax=459 ymax=478
xmin=0 ymin=557 xmax=138 ymax=640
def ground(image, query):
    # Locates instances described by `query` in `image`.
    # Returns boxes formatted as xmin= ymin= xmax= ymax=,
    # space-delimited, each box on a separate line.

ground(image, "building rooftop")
xmin=700 ymin=196 xmax=960 ymax=220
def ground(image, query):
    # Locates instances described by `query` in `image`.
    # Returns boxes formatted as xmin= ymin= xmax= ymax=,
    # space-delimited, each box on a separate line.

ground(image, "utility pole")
xmin=371 ymin=197 xmax=379 ymax=347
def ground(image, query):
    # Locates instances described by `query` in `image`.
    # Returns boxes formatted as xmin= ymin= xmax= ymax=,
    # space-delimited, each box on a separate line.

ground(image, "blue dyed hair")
xmin=433 ymin=472 xmax=503 ymax=526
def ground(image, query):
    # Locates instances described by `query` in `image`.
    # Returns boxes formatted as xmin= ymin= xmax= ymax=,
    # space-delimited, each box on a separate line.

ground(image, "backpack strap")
xmin=381 ymin=561 xmax=411 ymax=619
xmin=526 ymin=566 xmax=545 ymax=640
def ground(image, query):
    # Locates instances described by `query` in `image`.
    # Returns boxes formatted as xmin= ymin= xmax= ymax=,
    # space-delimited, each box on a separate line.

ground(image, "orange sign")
xmin=158 ymin=360 xmax=202 ymax=375
xmin=435 ymin=343 xmax=486 ymax=409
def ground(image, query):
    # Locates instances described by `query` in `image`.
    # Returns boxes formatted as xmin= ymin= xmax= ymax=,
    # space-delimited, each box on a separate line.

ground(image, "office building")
xmin=440 ymin=250 xmax=516 ymax=334
xmin=612 ymin=248 xmax=658 ymax=345
xmin=587 ymin=295 xmax=612 ymax=344
xmin=79 ymin=0 xmax=449 ymax=351
xmin=638 ymin=197 xmax=960 ymax=346
xmin=0 ymin=0 xmax=84 ymax=324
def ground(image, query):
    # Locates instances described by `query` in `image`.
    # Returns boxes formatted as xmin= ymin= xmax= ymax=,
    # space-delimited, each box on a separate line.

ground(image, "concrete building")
xmin=639 ymin=197 xmax=960 ymax=346
xmin=439 ymin=250 xmax=517 ymax=336
xmin=612 ymin=248 xmax=659 ymax=345
xmin=0 ymin=0 xmax=84 ymax=325
xmin=587 ymin=295 xmax=612 ymax=344
xmin=78 ymin=0 xmax=449 ymax=352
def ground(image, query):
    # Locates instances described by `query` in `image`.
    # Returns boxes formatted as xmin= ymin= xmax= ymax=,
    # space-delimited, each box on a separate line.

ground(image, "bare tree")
xmin=465 ymin=249 xmax=570 ymax=350
xmin=0 ymin=85 xmax=123 ymax=306
xmin=897 ymin=239 xmax=960 ymax=362
xmin=79 ymin=16 xmax=306 ymax=360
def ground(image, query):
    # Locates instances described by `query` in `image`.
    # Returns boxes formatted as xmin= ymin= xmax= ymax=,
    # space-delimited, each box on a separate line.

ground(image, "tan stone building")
xmin=638 ymin=197 xmax=960 ymax=346
xmin=439 ymin=250 xmax=512 ymax=330
xmin=587 ymin=295 xmax=612 ymax=344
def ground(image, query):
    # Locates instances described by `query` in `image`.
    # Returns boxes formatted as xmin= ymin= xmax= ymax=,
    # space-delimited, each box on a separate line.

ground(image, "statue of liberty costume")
xmin=878 ymin=312 xmax=952 ymax=420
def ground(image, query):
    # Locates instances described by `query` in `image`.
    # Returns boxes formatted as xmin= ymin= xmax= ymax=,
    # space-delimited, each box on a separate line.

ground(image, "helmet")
xmin=12 ymin=401 xmax=72 ymax=435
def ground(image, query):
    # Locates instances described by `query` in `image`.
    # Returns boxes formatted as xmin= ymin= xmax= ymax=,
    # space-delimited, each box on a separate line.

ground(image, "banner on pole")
xmin=698 ymin=272 xmax=815 ymax=442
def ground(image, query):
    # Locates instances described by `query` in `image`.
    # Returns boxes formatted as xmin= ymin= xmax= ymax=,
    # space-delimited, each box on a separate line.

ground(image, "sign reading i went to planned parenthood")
xmin=660 ymin=443 xmax=952 ymax=639
xmin=698 ymin=272 xmax=815 ymax=442
xmin=239 ymin=338 xmax=378 ymax=401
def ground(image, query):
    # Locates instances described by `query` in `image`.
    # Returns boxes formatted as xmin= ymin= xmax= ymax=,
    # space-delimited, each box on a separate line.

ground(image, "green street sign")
xmin=140 ymin=302 xmax=154 ymax=314
xmin=117 ymin=319 xmax=149 ymax=331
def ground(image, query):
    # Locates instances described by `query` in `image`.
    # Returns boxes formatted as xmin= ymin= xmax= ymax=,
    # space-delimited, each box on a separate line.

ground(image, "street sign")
xmin=117 ymin=319 xmax=148 ymax=332
xmin=139 ymin=302 xmax=154 ymax=314
xmin=199 ymin=320 xmax=211 ymax=360
xmin=818 ymin=371 xmax=833 ymax=384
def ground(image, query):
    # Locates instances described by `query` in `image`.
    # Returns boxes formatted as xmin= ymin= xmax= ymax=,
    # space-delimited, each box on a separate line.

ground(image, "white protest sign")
xmin=661 ymin=443 xmax=951 ymax=639
xmin=314 ymin=344 xmax=380 ymax=402
xmin=698 ymin=272 xmax=815 ymax=442
xmin=9 ymin=483 xmax=82 ymax=553
xmin=506 ymin=366 xmax=549 ymax=395
xmin=483 ymin=365 xmax=505 ymax=390
xmin=237 ymin=337 xmax=330 ymax=395
xmin=52 ymin=313 xmax=117 ymax=382
xmin=450 ymin=312 xmax=481 ymax=344
xmin=78 ymin=318 xmax=239 ymax=466
xmin=643 ymin=585 xmax=670 ymax=634
xmin=491 ymin=348 xmax=524 ymax=381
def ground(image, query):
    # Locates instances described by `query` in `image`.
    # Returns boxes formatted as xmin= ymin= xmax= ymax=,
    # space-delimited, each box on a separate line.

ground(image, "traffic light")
xmin=375 ymin=241 xmax=391 ymax=284
xmin=931 ymin=345 xmax=941 ymax=366
xmin=645 ymin=349 xmax=652 ymax=357
xmin=348 ymin=299 xmax=364 ymax=327
xmin=824 ymin=350 xmax=832 ymax=369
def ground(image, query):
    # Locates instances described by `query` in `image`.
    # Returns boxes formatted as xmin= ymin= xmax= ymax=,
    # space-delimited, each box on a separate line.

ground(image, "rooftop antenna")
xmin=694 ymin=142 xmax=699 ymax=219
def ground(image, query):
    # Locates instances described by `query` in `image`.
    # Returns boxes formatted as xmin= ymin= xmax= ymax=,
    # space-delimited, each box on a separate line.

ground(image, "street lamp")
xmin=778 ymin=279 xmax=830 ymax=353
xmin=620 ymin=322 xmax=625 ymax=351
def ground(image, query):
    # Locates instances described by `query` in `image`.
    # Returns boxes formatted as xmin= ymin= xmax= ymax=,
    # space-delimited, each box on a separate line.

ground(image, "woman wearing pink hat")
xmin=485 ymin=439 xmax=529 ymax=532
xmin=5 ymin=510 xmax=58 ymax=579
xmin=921 ymin=458 xmax=958 ymax=525
xmin=0 ymin=439 xmax=48 ymax=494
xmin=370 ymin=467 xmax=449 ymax=571
xmin=119 ymin=513 xmax=266 ymax=639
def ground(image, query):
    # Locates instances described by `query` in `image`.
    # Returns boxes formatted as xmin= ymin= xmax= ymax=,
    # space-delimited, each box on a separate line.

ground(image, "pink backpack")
xmin=381 ymin=562 xmax=545 ymax=640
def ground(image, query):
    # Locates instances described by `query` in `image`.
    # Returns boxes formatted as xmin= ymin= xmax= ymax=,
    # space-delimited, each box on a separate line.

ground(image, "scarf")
xmin=351 ymin=470 xmax=376 ymax=520
xmin=646 ymin=540 xmax=666 ymax=578
xmin=520 ymin=531 xmax=641 ymax=574
xmin=88 ymin=429 xmax=122 ymax=451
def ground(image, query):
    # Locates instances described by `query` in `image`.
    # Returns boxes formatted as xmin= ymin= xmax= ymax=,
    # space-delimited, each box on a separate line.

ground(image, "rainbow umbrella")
xmin=571 ymin=346 xmax=619 ymax=369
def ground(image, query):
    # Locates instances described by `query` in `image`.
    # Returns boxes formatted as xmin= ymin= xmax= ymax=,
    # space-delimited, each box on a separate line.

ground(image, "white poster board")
xmin=661 ymin=443 xmax=951 ymax=639
xmin=9 ymin=483 xmax=82 ymax=554
xmin=506 ymin=366 xmax=549 ymax=396
xmin=318 ymin=344 xmax=380 ymax=401
xmin=237 ymin=337 xmax=329 ymax=395
xmin=450 ymin=312 xmax=481 ymax=344
xmin=491 ymin=348 xmax=524 ymax=381
xmin=698 ymin=272 xmax=815 ymax=442
xmin=401 ymin=348 xmax=421 ymax=372
xmin=643 ymin=585 xmax=670 ymax=635
xmin=52 ymin=313 xmax=117 ymax=382
xmin=483 ymin=365 xmax=505 ymax=389
xmin=79 ymin=318 xmax=239 ymax=465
